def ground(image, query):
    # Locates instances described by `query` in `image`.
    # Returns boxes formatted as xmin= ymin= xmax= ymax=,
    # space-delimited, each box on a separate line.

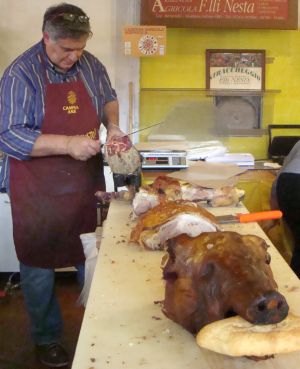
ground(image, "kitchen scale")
xmin=139 ymin=150 xmax=188 ymax=169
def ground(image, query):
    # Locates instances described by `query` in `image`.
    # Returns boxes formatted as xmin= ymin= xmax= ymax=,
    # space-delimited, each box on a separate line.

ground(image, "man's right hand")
xmin=66 ymin=136 xmax=101 ymax=161
xmin=30 ymin=134 xmax=100 ymax=160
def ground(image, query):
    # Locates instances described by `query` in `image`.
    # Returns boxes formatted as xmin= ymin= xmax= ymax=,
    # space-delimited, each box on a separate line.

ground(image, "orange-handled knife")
xmin=216 ymin=210 xmax=283 ymax=224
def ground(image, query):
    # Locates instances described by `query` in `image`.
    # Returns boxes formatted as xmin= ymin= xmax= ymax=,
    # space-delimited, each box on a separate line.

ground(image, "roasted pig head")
xmin=162 ymin=231 xmax=289 ymax=334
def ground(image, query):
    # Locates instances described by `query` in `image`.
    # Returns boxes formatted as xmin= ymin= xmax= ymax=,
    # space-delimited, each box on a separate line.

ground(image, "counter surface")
xmin=72 ymin=200 xmax=300 ymax=369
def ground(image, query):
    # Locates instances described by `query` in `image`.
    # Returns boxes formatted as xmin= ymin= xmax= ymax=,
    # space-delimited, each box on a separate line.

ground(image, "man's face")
xmin=43 ymin=32 xmax=88 ymax=72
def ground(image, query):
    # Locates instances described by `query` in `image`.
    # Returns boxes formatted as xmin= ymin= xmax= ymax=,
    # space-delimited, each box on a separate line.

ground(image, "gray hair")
xmin=42 ymin=2 xmax=92 ymax=40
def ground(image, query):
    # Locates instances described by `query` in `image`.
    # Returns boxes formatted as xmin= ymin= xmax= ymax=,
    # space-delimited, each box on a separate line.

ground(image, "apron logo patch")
xmin=86 ymin=128 xmax=97 ymax=139
xmin=63 ymin=91 xmax=80 ymax=114
xmin=67 ymin=90 xmax=77 ymax=104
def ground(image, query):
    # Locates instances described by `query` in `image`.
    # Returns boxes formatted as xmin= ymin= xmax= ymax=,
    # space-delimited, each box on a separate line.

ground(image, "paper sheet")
xmin=167 ymin=161 xmax=246 ymax=188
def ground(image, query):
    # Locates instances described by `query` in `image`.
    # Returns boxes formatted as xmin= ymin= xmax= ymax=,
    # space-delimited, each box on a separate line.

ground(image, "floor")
xmin=0 ymin=272 xmax=85 ymax=369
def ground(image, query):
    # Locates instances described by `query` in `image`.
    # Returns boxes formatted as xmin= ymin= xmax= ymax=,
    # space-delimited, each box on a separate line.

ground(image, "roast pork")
xmin=132 ymin=175 xmax=245 ymax=216
xmin=162 ymin=231 xmax=289 ymax=334
xmin=130 ymin=201 xmax=219 ymax=250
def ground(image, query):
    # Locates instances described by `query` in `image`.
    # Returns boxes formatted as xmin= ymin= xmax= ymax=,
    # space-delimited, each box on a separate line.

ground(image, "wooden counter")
xmin=72 ymin=200 xmax=300 ymax=369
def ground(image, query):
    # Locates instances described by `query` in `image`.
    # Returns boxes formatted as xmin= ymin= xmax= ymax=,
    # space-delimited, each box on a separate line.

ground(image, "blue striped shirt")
xmin=0 ymin=40 xmax=117 ymax=190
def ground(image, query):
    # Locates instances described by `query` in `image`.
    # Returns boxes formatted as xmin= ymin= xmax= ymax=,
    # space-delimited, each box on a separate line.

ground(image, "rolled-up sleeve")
xmin=0 ymin=71 xmax=41 ymax=160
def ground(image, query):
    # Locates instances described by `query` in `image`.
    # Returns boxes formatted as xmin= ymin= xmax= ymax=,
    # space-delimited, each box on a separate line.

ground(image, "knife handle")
xmin=237 ymin=210 xmax=283 ymax=223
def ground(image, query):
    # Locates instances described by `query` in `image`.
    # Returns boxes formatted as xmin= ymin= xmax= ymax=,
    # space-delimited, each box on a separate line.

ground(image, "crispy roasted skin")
xmin=150 ymin=175 xmax=182 ymax=199
xmin=130 ymin=201 xmax=218 ymax=244
xmin=151 ymin=175 xmax=180 ymax=188
xmin=162 ymin=231 xmax=289 ymax=334
xmin=139 ymin=176 xmax=182 ymax=205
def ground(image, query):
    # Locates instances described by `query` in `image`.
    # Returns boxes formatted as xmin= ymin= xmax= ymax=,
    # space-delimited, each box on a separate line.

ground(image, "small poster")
xmin=123 ymin=25 xmax=166 ymax=57
xmin=206 ymin=49 xmax=265 ymax=90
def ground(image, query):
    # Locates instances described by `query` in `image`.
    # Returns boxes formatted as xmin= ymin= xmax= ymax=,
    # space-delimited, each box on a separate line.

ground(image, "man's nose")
xmin=69 ymin=50 xmax=81 ymax=62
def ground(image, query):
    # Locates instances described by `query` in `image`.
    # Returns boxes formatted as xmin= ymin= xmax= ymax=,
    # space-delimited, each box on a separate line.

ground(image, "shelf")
xmin=215 ymin=128 xmax=268 ymax=137
xmin=140 ymin=88 xmax=281 ymax=96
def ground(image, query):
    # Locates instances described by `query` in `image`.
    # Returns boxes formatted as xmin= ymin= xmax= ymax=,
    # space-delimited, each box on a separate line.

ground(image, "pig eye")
xmin=265 ymin=253 xmax=271 ymax=265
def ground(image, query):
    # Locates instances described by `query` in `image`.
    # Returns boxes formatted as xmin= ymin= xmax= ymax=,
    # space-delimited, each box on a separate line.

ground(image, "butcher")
xmin=0 ymin=3 xmax=130 ymax=367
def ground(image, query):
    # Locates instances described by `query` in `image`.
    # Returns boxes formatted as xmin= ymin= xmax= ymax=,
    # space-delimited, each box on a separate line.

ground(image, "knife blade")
xmin=123 ymin=121 xmax=165 ymax=137
xmin=216 ymin=210 xmax=282 ymax=224
xmin=102 ymin=121 xmax=165 ymax=147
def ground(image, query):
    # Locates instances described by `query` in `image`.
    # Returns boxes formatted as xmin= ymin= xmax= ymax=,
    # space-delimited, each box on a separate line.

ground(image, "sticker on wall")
xmin=123 ymin=25 xmax=166 ymax=57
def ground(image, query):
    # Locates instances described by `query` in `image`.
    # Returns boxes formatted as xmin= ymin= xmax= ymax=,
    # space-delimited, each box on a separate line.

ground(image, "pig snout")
xmin=245 ymin=291 xmax=289 ymax=325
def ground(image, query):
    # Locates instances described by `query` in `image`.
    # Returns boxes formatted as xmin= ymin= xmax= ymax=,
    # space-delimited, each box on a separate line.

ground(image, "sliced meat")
xmin=130 ymin=201 xmax=219 ymax=250
xmin=132 ymin=175 xmax=245 ymax=216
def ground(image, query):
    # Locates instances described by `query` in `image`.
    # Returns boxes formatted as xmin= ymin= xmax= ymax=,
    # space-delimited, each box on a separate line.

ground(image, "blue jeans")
xmin=20 ymin=263 xmax=84 ymax=345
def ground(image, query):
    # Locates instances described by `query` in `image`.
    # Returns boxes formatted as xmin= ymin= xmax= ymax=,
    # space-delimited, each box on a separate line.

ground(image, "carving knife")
xmin=101 ymin=121 xmax=165 ymax=147
xmin=123 ymin=121 xmax=165 ymax=137
xmin=216 ymin=210 xmax=282 ymax=224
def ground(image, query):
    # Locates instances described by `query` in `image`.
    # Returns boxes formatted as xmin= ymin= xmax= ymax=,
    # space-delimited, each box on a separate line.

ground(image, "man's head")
xmin=43 ymin=3 xmax=92 ymax=40
xmin=42 ymin=3 xmax=92 ymax=72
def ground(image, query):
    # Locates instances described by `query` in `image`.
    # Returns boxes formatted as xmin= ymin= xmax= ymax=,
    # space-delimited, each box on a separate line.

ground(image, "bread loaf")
xmin=196 ymin=313 xmax=300 ymax=357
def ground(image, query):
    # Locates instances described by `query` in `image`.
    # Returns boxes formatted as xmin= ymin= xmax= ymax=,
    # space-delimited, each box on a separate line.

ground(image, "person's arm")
xmin=103 ymin=100 xmax=119 ymax=128
xmin=281 ymin=140 xmax=300 ymax=169
xmin=0 ymin=67 xmax=100 ymax=162
xmin=0 ymin=73 xmax=40 ymax=161
xmin=102 ymin=100 xmax=125 ymax=142
xmin=31 ymin=134 xmax=101 ymax=161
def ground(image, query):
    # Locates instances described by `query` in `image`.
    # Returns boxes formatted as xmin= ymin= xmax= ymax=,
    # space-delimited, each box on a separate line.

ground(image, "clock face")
xmin=138 ymin=34 xmax=158 ymax=55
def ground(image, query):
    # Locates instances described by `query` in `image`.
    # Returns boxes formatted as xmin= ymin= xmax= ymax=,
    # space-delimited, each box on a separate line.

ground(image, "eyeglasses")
xmin=50 ymin=13 xmax=90 ymax=24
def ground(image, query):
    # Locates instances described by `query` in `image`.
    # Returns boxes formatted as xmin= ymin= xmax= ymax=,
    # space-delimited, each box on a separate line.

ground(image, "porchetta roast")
xmin=132 ymin=175 xmax=245 ymax=216
xmin=130 ymin=201 xmax=220 ymax=250
xmin=95 ymin=175 xmax=245 ymax=216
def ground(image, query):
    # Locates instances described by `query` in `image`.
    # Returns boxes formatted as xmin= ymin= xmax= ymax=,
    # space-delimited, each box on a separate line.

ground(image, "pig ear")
xmin=199 ymin=262 xmax=215 ymax=278
xmin=162 ymin=253 xmax=178 ymax=281
xmin=161 ymin=253 xmax=169 ymax=269
xmin=166 ymin=238 xmax=177 ymax=262
xmin=162 ymin=246 xmax=178 ymax=281
xmin=265 ymin=252 xmax=271 ymax=265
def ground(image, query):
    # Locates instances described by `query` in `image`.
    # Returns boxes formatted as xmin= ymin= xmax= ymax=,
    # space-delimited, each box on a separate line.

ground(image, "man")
xmin=0 ymin=3 xmax=126 ymax=367
xmin=273 ymin=140 xmax=300 ymax=279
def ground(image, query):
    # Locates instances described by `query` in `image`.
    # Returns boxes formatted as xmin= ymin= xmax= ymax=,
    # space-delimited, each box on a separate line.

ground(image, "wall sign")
xmin=141 ymin=0 xmax=298 ymax=29
xmin=206 ymin=49 xmax=265 ymax=91
xmin=123 ymin=25 xmax=166 ymax=57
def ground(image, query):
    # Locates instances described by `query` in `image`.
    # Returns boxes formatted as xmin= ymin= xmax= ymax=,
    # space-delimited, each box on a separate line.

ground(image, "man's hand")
xmin=105 ymin=123 xmax=134 ymax=157
xmin=66 ymin=136 xmax=101 ymax=161
xmin=106 ymin=123 xmax=126 ymax=142
xmin=31 ymin=134 xmax=100 ymax=160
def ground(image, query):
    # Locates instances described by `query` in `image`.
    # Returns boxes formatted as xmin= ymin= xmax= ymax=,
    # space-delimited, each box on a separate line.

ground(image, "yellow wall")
xmin=140 ymin=28 xmax=300 ymax=159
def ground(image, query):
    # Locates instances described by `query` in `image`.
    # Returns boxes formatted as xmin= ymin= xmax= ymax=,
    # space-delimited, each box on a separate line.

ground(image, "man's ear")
xmin=43 ymin=32 xmax=50 ymax=44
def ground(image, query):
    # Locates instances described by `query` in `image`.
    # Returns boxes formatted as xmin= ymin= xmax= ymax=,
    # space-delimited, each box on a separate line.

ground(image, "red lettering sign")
xmin=141 ymin=0 xmax=298 ymax=29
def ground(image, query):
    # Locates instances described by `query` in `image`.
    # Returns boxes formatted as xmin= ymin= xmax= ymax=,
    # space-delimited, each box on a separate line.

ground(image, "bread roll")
xmin=196 ymin=313 xmax=300 ymax=357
